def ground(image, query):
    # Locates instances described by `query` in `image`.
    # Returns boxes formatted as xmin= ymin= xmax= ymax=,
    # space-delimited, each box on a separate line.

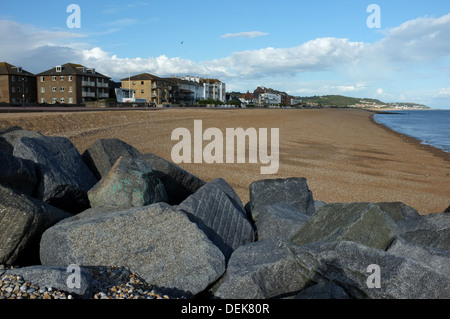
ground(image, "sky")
xmin=1 ymin=0 xmax=450 ymax=108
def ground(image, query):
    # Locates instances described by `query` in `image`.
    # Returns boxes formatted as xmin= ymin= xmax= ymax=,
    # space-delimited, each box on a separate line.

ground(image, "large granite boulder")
xmin=288 ymin=281 xmax=350 ymax=299
xmin=82 ymin=138 xmax=142 ymax=180
xmin=0 ymin=185 xmax=72 ymax=266
xmin=291 ymin=202 xmax=398 ymax=250
xmin=376 ymin=202 xmax=421 ymax=222
xmin=294 ymin=240 xmax=450 ymax=299
xmin=255 ymin=203 xmax=309 ymax=241
xmin=177 ymin=178 xmax=255 ymax=260
xmin=0 ymin=150 xmax=37 ymax=196
xmin=213 ymin=239 xmax=307 ymax=299
xmin=396 ymin=212 xmax=450 ymax=252
xmin=10 ymin=134 xmax=98 ymax=214
xmin=87 ymin=156 xmax=168 ymax=209
xmin=249 ymin=178 xmax=315 ymax=221
xmin=40 ymin=203 xmax=226 ymax=297
xmin=139 ymin=153 xmax=206 ymax=205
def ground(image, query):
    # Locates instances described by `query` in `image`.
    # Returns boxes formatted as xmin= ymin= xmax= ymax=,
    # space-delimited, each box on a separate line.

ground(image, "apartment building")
xmin=201 ymin=78 xmax=226 ymax=103
xmin=36 ymin=63 xmax=110 ymax=105
xmin=121 ymin=73 xmax=171 ymax=105
xmin=166 ymin=76 xmax=204 ymax=104
xmin=0 ymin=62 xmax=37 ymax=105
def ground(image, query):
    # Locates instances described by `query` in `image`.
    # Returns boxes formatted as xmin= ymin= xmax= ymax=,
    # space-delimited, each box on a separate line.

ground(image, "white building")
xmin=259 ymin=92 xmax=281 ymax=106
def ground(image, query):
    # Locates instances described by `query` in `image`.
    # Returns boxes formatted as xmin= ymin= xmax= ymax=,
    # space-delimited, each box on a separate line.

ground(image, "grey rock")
xmin=177 ymin=178 xmax=255 ymax=260
xmin=0 ymin=150 xmax=37 ymax=196
xmin=0 ymin=185 xmax=72 ymax=266
xmin=88 ymin=156 xmax=168 ymax=209
xmin=294 ymin=240 xmax=450 ymax=299
xmin=396 ymin=212 xmax=450 ymax=252
xmin=249 ymin=177 xmax=315 ymax=221
xmin=255 ymin=203 xmax=309 ymax=241
xmin=289 ymin=281 xmax=350 ymax=299
xmin=82 ymin=138 xmax=142 ymax=180
xmin=376 ymin=202 xmax=421 ymax=222
xmin=5 ymin=265 xmax=93 ymax=298
xmin=11 ymin=134 xmax=98 ymax=214
xmin=40 ymin=203 xmax=226 ymax=297
xmin=387 ymin=237 xmax=450 ymax=276
xmin=314 ymin=200 xmax=327 ymax=211
xmin=214 ymin=239 xmax=308 ymax=299
xmin=291 ymin=202 xmax=397 ymax=250
xmin=139 ymin=153 xmax=206 ymax=205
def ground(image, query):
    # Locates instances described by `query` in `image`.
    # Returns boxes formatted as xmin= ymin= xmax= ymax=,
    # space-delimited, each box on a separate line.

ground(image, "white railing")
xmin=82 ymin=92 xmax=96 ymax=97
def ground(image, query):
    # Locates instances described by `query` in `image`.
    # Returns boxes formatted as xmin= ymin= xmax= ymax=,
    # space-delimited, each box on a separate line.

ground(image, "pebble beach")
xmin=0 ymin=107 xmax=448 ymax=214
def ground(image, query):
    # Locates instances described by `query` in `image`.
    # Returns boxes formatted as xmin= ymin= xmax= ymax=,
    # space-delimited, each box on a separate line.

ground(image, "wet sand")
xmin=0 ymin=107 xmax=448 ymax=215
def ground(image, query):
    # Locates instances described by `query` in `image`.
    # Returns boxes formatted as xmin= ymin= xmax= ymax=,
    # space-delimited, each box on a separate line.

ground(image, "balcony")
xmin=82 ymin=92 xmax=96 ymax=98
xmin=82 ymin=81 xmax=96 ymax=87
xmin=96 ymin=82 xmax=109 ymax=88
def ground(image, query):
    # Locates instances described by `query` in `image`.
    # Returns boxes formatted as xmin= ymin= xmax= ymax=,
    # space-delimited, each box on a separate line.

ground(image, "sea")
xmin=373 ymin=109 xmax=450 ymax=154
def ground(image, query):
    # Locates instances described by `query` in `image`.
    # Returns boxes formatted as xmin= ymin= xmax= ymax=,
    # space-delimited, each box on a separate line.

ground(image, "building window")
xmin=40 ymin=76 xmax=45 ymax=82
xmin=52 ymin=98 xmax=57 ymax=103
xmin=11 ymin=87 xmax=15 ymax=93
xmin=69 ymin=87 xmax=73 ymax=93
xmin=60 ymin=87 xmax=65 ymax=92
xmin=141 ymin=90 xmax=144 ymax=94
xmin=56 ymin=66 xmax=62 ymax=72
xmin=11 ymin=76 xmax=15 ymax=82
xmin=60 ymin=76 xmax=65 ymax=81
xmin=141 ymin=81 xmax=144 ymax=85
xmin=52 ymin=76 xmax=57 ymax=81
xmin=41 ymin=87 xmax=45 ymax=93
xmin=68 ymin=97 xmax=73 ymax=104
xmin=41 ymin=98 xmax=45 ymax=103
xmin=52 ymin=87 xmax=57 ymax=93
xmin=68 ymin=76 xmax=73 ymax=82
xmin=60 ymin=98 xmax=65 ymax=103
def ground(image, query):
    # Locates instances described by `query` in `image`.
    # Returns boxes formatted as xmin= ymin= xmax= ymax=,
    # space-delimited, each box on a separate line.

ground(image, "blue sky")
xmin=1 ymin=0 xmax=450 ymax=108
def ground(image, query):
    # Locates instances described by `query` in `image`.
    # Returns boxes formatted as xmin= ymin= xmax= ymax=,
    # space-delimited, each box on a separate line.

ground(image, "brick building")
xmin=0 ymin=62 xmax=37 ymax=105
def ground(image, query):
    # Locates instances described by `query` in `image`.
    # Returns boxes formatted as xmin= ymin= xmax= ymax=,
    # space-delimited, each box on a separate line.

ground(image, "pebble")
xmin=0 ymin=265 xmax=175 ymax=300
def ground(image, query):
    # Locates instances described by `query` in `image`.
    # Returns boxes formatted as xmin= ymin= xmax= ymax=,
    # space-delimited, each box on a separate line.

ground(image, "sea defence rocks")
xmin=249 ymin=177 xmax=315 ymax=221
xmin=177 ymin=178 xmax=255 ymax=260
xmin=87 ymin=156 xmax=168 ymax=208
xmin=40 ymin=203 xmax=225 ymax=297
xmin=3 ymin=129 xmax=97 ymax=214
xmin=1 ymin=127 xmax=449 ymax=299
xmin=0 ymin=185 xmax=72 ymax=266
xmin=290 ymin=202 xmax=398 ymax=250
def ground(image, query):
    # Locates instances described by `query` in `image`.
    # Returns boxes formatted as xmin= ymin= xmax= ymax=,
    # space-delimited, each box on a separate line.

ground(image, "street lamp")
xmin=22 ymin=76 xmax=25 ymax=107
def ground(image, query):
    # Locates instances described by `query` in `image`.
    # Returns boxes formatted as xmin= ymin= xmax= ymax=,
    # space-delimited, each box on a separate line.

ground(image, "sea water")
xmin=373 ymin=109 xmax=450 ymax=153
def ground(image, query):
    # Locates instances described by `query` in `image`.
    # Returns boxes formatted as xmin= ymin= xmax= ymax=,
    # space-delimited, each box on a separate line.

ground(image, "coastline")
xmin=0 ymin=108 xmax=448 ymax=215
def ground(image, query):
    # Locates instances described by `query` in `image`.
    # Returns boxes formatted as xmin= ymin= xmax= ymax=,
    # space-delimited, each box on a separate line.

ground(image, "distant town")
xmin=0 ymin=61 xmax=429 ymax=110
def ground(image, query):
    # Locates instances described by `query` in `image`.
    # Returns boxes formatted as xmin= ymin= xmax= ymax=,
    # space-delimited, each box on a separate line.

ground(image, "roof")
xmin=36 ymin=63 xmax=110 ymax=79
xmin=0 ymin=62 xmax=35 ymax=76
xmin=239 ymin=91 xmax=257 ymax=100
xmin=121 ymin=73 xmax=163 ymax=81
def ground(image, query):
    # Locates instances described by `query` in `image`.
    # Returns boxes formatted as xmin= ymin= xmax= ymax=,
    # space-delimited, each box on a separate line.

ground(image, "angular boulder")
xmin=40 ymin=203 xmax=226 ymax=297
xmin=11 ymin=134 xmax=98 ymax=214
xmin=249 ymin=177 xmax=315 ymax=221
xmin=139 ymin=153 xmax=206 ymax=205
xmin=0 ymin=150 xmax=37 ymax=196
xmin=294 ymin=241 xmax=450 ymax=299
xmin=396 ymin=213 xmax=450 ymax=252
xmin=82 ymin=138 xmax=142 ymax=180
xmin=255 ymin=203 xmax=309 ymax=241
xmin=387 ymin=237 xmax=450 ymax=276
xmin=88 ymin=156 xmax=168 ymax=209
xmin=214 ymin=239 xmax=307 ymax=299
xmin=291 ymin=202 xmax=398 ymax=250
xmin=177 ymin=178 xmax=255 ymax=260
xmin=0 ymin=185 xmax=72 ymax=266
xmin=376 ymin=202 xmax=421 ymax=222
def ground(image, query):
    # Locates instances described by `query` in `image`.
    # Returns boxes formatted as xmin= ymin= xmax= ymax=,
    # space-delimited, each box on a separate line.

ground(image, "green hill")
xmin=299 ymin=95 xmax=428 ymax=109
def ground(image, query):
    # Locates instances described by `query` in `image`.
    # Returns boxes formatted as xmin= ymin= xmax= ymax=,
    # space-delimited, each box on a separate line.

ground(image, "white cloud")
xmin=221 ymin=31 xmax=269 ymax=39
